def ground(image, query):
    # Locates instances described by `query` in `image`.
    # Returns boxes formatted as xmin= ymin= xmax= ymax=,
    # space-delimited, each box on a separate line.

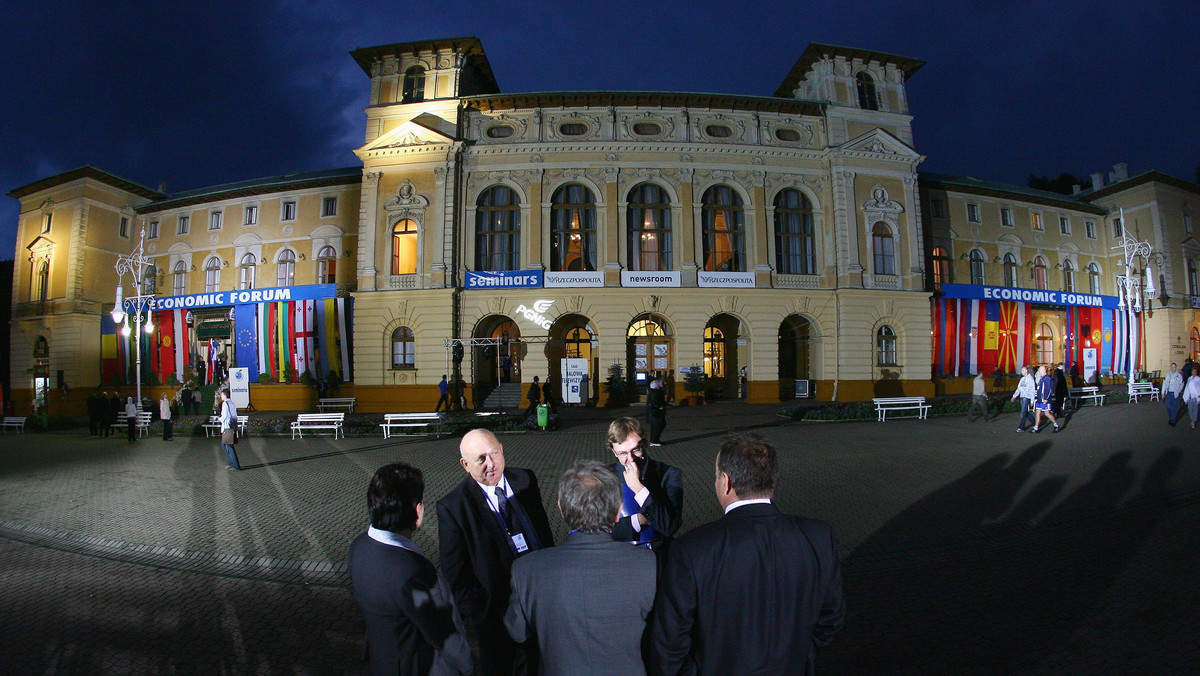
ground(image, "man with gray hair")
xmin=504 ymin=460 xmax=656 ymax=676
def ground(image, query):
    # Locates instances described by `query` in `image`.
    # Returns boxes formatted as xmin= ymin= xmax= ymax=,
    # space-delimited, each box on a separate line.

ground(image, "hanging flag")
xmin=316 ymin=299 xmax=330 ymax=379
xmin=338 ymin=297 xmax=353 ymax=381
xmin=101 ymin=315 xmax=119 ymax=383
xmin=303 ymin=299 xmax=316 ymax=379
xmin=208 ymin=338 xmax=219 ymax=384
xmin=158 ymin=310 xmax=176 ymax=383
xmin=294 ymin=301 xmax=309 ymax=377
xmin=234 ymin=304 xmax=258 ymax=382
xmin=277 ymin=301 xmax=288 ymax=379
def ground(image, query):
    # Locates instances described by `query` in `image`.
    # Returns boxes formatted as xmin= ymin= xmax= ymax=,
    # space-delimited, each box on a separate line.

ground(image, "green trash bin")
xmin=536 ymin=403 xmax=549 ymax=430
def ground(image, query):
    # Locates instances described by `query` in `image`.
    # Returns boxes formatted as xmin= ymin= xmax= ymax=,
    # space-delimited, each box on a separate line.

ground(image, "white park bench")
xmin=873 ymin=396 xmax=932 ymax=422
xmin=317 ymin=397 xmax=356 ymax=413
xmin=1128 ymin=382 xmax=1159 ymax=403
xmin=291 ymin=412 xmax=345 ymax=439
xmin=1068 ymin=386 xmax=1106 ymax=407
xmin=2 ymin=416 xmax=27 ymax=433
xmin=112 ymin=411 xmax=154 ymax=437
xmin=202 ymin=415 xmax=249 ymax=437
xmin=380 ymin=412 xmax=445 ymax=439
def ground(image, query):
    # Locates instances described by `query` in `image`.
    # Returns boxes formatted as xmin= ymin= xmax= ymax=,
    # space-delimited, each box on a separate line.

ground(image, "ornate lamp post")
xmin=110 ymin=226 xmax=156 ymax=406
xmin=1112 ymin=209 xmax=1157 ymax=398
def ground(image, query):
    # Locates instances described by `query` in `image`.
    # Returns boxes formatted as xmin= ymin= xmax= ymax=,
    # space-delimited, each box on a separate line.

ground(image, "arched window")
xmin=173 ymin=261 xmax=187 ymax=296
xmin=1088 ymin=263 xmax=1101 ymax=294
xmin=276 ymin=250 xmax=296 ymax=287
xmin=391 ymin=326 xmax=415 ymax=369
xmin=970 ymin=249 xmax=986 ymax=285
xmin=1036 ymin=323 xmax=1055 ymax=365
xmin=856 ymin=72 xmax=879 ymax=111
xmin=239 ymin=253 xmax=256 ymax=290
xmin=1033 ymin=256 xmax=1048 ymax=290
xmin=1062 ymin=259 xmax=1075 ymax=292
xmin=1003 ymin=253 xmax=1019 ymax=287
xmin=877 ymin=325 xmax=897 ymax=365
xmin=550 ymin=184 xmax=596 ymax=271
xmin=392 ymin=219 xmax=418 ymax=275
xmin=701 ymin=185 xmax=744 ymax=272
xmin=1189 ymin=259 xmax=1199 ymax=297
xmin=931 ymin=246 xmax=950 ymax=290
xmin=475 ymin=186 xmax=521 ymax=271
xmin=402 ymin=66 xmax=425 ymax=103
xmin=628 ymin=183 xmax=672 ymax=271
xmin=774 ymin=189 xmax=815 ymax=275
xmin=872 ymin=222 xmax=895 ymax=275
xmin=204 ymin=257 xmax=221 ymax=292
xmin=316 ymin=245 xmax=337 ymax=285
xmin=704 ymin=326 xmax=725 ymax=379
xmin=33 ymin=259 xmax=49 ymax=302
xmin=142 ymin=266 xmax=157 ymax=295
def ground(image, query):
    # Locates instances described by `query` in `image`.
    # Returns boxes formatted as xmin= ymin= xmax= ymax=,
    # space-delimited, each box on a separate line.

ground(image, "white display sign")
xmin=621 ymin=271 xmax=681 ymax=287
xmin=544 ymin=271 xmax=604 ymax=288
xmin=697 ymin=271 xmax=755 ymax=288
xmin=1083 ymin=348 xmax=1098 ymax=385
xmin=561 ymin=358 xmax=588 ymax=405
xmin=229 ymin=367 xmax=251 ymax=409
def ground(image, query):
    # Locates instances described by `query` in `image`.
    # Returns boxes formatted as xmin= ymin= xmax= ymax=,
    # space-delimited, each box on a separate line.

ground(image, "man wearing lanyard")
xmin=437 ymin=429 xmax=555 ymax=675
xmin=607 ymin=417 xmax=683 ymax=564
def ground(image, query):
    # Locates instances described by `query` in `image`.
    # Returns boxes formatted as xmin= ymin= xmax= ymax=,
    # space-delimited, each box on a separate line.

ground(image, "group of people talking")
xmin=347 ymin=417 xmax=845 ymax=675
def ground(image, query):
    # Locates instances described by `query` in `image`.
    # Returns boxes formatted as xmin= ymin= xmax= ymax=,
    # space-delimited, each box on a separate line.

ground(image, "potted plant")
xmin=604 ymin=362 xmax=629 ymax=408
xmin=682 ymin=366 xmax=706 ymax=406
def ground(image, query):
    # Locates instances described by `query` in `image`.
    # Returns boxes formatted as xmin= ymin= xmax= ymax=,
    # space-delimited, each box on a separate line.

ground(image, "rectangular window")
xmin=42 ymin=213 xmax=52 ymax=233
xmin=281 ymin=201 xmax=297 ymax=221
xmin=1186 ymin=214 xmax=1193 ymax=234
xmin=1000 ymin=208 xmax=1014 ymax=227
xmin=1059 ymin=216 xmax=1071 ymax=235
xmin=119 ymin=216 xmax=129 ymax=237
xmin=1085 ymin=220 xmax=1096 ymax=239
xmin=966 ymin=204 xmax=980 ymax=223
xmin=244 ymin=205 xmax=258 ymax=226
xmin=148 ymin=220 xmax=160 ymax=239
xmin=931 ymin=199 xmax=946 ymax=219
xmin=209 ymin=211 xmax=223 ymax=230
xmin=1031 ymin=212 xmax=1044 ymax=231
xmin=177 ymin=215 xmax=190 ymax=235
xmin=322 ymin=197 xmax=337 ymax=217
xmin=1112 ymin=217 xmax=1122 ymax=238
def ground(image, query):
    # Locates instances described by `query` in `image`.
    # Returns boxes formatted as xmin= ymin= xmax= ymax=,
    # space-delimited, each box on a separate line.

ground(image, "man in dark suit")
xmin=606 ymin=417 xmax=682 ymax=556
xmin=504 ymin=459 xmax=656 ymax=676
xmin=651 ymin=433 xmax=845 ymax=676
xmin=437 ymin=429 xmax=555 ymax=675
xmin=347 ymin=463 xmax=472 ymax=676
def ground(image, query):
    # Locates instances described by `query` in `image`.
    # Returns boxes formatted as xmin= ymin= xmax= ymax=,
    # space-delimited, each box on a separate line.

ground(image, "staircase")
xmin=480 ymin=382 xmax=524 ymax=411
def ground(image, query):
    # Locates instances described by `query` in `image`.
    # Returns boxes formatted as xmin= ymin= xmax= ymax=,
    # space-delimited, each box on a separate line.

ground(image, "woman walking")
xmin=1032 ymin=365 xmax=1060 ymax=433
xmin=218 ymin=390 xmax=241 ymax=470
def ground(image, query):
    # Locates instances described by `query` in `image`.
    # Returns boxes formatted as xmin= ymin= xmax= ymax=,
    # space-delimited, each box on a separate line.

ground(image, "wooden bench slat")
xmin=380 ymin=413 xmax=445 ymax=439
xmin=873 ymin=396 xmax=931 ymax=422
xmin=292 ymin=412 xmax=345 ymax=439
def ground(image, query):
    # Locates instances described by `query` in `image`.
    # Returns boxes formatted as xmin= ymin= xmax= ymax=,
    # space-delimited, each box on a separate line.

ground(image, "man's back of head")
xmin=717 ymin=433 xmax=778 ymax=500
xmin=557 ymin=459 xmax=621 ymax=533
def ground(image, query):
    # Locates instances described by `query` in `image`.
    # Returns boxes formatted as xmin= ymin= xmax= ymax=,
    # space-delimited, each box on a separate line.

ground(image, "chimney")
xmin=1072 ymin=184 xmax=1082 ymax=195
xmin=1112 ymin=163 xmax=1128 ymax=181
xmin=158 ymin=182 xmax=167 ymax=193
xmin=1090 ymin=172 xmax=1104 ymax=191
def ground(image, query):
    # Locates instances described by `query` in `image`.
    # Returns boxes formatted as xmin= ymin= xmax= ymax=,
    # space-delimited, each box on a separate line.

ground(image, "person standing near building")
xmin=218 ymin=390 xmax=241 ymax=470
xmin=966 ymin=372 xmax=988 ymax=423
xmin=1010 ymin=365 xmax=1036 ymax=432
xmin=347 ymin=463 xmax=472 ymax=676
xmin=106 ymin=391 xmax=120 ymax=438
xmin=1162 ymin=362 xmax=1184 ymax=426
xmin=1032 ymin=365 xmax=1061 ymax=433
xmin=1052 ymin=363 xmax=1069 ymax=418
xmin=87 ymin=390 xmax=101 ymax=437
xmin=523 ymin=376 xmax=541 ymax=419
xmin=664 ymin=369 xmax=675 ymax=404
xmin=160 ymin=392 xmax=173 ymax=441
xmin=650 ymin=433 xmax=844 ymax=675
xmin=645 ymin=376 xmax=667 ymax=445
xmin=124 ymin=397 xmax=139 ymax=443
xmin=1183 ymin=371 xmax=1200 ymax=429
xmin=541 ymin=377 xmax=556 ymax=414
xmin=435 ymin=375 xmax=451 ymax=413
xmin=504 ymin=460 xmax=656 ymax=676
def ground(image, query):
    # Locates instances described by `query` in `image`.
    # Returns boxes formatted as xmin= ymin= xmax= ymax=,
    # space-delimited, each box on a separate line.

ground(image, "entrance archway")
xmin=547 ymin=313 xmax=597 ymax=405
xmin=704 ymin=313 xmax=741 ymax=400
xmin=627 ymin=314 xmax=672 ymax=398
xmin=778 ymin=314 xmax=812 ymax=399
xmin=472 ymin=315 xmax=521 ymax=393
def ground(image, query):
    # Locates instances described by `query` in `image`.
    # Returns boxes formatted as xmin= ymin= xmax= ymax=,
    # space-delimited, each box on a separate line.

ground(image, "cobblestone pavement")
xmin=2 ymin=400 xmax=1199 ymax=674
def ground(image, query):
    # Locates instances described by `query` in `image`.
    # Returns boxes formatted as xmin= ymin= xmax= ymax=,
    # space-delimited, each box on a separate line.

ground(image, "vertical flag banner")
xmin=234 ymin=303 xmax=259 ymax=383
xmin=173 ymin=309 xmax=186 ymax=380
xmin=158 ymin=310 xmax=175 ymax=383
xmin=101 ymin=315 xmax=119 ymax=382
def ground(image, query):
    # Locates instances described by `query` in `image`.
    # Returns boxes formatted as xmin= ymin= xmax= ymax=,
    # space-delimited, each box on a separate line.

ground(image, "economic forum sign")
xmin=940 ymin=283 xmax=1119 ymax=309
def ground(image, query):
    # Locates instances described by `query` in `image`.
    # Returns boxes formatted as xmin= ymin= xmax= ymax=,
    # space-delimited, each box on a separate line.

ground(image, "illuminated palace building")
xmin=9 ymin=37 xmax=1200 ymax=413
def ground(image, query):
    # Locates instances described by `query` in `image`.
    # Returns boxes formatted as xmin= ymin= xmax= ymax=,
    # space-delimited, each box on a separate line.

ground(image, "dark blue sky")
xmin=3 ymin=0 xmax=1197 ymax=260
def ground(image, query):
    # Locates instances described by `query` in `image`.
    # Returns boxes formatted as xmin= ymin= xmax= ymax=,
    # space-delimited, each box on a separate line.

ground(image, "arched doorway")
xmin=472 ymin=315 xmax=521 ymax=393
xmin=779 ymin=315 xmax=811 ymax=399
xmin=704 ymin=314 xmax=741 ymax=400
xmin=547 ymin=313 xmax=597 ymax=405
xmin=627 ymin=314 xmax=672 ymax=398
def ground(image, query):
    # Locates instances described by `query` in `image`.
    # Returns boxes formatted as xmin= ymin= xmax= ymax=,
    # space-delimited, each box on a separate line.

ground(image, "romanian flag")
xmin=101 ymin=315 xmax=120 ymax=382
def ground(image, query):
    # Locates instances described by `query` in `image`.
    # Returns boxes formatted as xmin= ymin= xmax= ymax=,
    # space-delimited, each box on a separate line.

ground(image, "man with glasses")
xmin=606 ymin=417 xmax=683 ymax=560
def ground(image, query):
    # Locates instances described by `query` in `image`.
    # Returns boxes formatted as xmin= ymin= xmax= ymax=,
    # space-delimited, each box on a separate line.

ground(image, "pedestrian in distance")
xmin=106 ymin=392 xmax=120 ymax=437
xmin=523 ymin=375 xmax=541 ymax=420
xmin=1011 ymin=365 xmax=1036 ymax=432
xmin=1162 ymin=362 xmax=1184 ymax=426
xmin=966 ymin=372 xmax=988 ymax=422
xmin=87 ymin=390 xmax=101 ymax=437
xmin=124 ymin=397 xmax=139 ymax=443
xmin=1184 ymin=372 xmax=1200 ymax=429
xmin=160 ymin=392 xmax=173 ymax=441
xmin=1052 ymin=362 xmax=1070 ymax=418
xmin=435 ymin=375 xmax=450 ymax=413
xmin=541 ymin=377 xmax=556 ymax=413
xmin=645 ymin=375 xmax=668 ymax=444
xmin=218 ymin=390 xmax=241 ymax=470
xmin=1032 ymin=365 xmax=1061 ymax=433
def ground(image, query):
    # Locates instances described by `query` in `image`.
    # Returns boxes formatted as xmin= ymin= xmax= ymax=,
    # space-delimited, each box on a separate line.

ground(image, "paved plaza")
xmin=2 ymin=400 xmax=1199 ymax=674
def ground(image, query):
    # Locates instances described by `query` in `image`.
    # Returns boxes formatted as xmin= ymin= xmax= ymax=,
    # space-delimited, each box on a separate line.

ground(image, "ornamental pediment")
xmin=359 ymin=118 xmax=454 ymax=153
xmin=26 ymin=235 xmax=55 ymax=256
xmin=839 ymin=128 xmax=920 ymax=160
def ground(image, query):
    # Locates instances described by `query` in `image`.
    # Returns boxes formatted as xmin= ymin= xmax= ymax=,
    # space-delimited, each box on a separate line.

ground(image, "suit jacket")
xmin=650 ymin=502 xmax=845 ymax=676
xmin=347 ymin=532 xmax=472 ymax=676
xmin=436 ymin=468 xmax=555 ymax=630
xmin=608 ymin=458 xmax=683 ymax=543
xmin=504 ymin=532 xmax=656 ymax=676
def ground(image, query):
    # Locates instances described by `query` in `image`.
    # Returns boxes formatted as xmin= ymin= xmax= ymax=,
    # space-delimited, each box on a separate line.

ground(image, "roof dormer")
xmin=775 ymin=43 xmax=923 ymax=114
xmin=351 ymin=36 xmax=500 ymax=107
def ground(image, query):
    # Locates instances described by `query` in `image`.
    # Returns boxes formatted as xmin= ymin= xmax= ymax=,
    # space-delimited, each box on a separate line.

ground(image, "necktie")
xmin=496 ymin=487 xmax=515 ymax=533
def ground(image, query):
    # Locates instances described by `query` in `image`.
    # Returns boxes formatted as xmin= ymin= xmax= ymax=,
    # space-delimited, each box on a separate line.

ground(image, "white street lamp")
xmin=112 ymin=226 xmax=156 ymax=406
xmin=1112 ymin=208 xmax=1158 ymax=398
